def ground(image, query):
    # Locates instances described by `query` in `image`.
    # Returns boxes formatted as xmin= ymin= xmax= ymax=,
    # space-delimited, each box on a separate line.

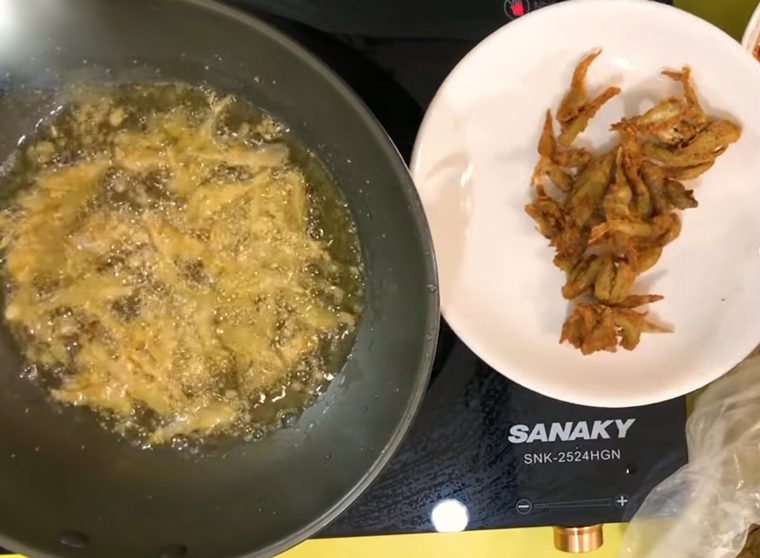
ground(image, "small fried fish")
xmin=527 ymin=55 xmax=740 ymax=355
xmin=614 ymin=294 xmax=664 ymax=309
xmin=641 ymin=161 xmax=672 ymax=215
xmin=663 ymin=160 xmax=714 ymax=180
xmin=603 ymin=148 xmax=633 ymax=220
xmin=554 ymin=147 xmax=593 ymax=168
xmin=664 ymin=178 xmax=698 ymax=210
xmin=559 ymin=86 xmax=621 ymax=147
xmin=562 ymin=254 xmax=602 ymax=299
xmin=557 ymin=49 xmax=602 ymax=124
xmin=566 ymin=150 xmax=615 ymax=226
xmin=593 ymin=257 xmax=637 ymax=305
xmin=643 ymin=119 xmax=741 ymax=167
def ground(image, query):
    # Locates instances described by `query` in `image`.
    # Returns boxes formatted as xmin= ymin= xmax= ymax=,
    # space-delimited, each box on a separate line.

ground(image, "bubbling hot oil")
xmin=0 ymin=83 xmax=364 ymax=447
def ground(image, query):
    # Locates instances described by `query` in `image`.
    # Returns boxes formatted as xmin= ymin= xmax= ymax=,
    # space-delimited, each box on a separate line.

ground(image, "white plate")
xmin=411 ymin=0 xmax=760 ymax=407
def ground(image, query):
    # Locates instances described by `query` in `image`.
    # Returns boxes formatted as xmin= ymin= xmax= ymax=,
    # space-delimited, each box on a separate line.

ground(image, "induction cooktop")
xmin=0 ymin=1 xmax=685 ymax=554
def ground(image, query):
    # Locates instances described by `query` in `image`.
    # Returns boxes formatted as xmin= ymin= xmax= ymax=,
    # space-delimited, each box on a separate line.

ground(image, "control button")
xmin=515 ymin=498 xmax=533 ymax=515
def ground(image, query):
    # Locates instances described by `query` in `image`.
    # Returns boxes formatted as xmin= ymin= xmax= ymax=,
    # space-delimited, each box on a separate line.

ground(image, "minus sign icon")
xmin=515 ymin=499 xmax=533 ymax=514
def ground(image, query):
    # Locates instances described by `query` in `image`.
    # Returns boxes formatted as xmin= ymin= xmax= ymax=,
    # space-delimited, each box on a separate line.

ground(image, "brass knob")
xmin=553 ymin=525 xmax=604 ymax=553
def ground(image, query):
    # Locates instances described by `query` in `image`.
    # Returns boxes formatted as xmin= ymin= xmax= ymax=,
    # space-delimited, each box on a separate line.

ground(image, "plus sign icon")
xmin=614 ymin=494 xmax=630 ymax=509
xmin=503 ymin=0 xmax=558 ymax=21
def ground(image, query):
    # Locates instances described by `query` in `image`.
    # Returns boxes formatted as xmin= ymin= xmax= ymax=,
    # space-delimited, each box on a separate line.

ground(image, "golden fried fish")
xmin=525 ymin=50 xmax=740 ymax=354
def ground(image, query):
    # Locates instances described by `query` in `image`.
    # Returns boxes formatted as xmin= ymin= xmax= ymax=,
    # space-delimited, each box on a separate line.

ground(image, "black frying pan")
xmin=0 ymin=1 xmax=439 ymax=556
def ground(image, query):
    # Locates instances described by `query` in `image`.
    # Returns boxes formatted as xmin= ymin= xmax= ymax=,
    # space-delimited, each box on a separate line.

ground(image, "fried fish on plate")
xmin=525 ymin=46 xmax=739 ymax=356
xmin=412 ymin=0 xmax=760 ymax=406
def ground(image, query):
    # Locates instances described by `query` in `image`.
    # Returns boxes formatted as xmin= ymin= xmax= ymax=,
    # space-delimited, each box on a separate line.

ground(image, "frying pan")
xmin=0 ymin=1 xmax=439 ymax=556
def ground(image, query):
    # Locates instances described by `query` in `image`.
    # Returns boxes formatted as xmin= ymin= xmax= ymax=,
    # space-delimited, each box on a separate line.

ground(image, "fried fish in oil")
xmin=526 ymin=51 xmax=740 ymax=355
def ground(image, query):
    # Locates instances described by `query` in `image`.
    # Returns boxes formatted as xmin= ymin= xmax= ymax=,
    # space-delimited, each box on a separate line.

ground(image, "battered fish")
xmin=525 ymin=50 xmax=740 ymax=354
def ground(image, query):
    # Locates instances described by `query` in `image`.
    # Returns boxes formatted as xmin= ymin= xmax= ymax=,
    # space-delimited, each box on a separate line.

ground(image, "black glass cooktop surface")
xmin=322 ymin=342 xmax=686 ymax=536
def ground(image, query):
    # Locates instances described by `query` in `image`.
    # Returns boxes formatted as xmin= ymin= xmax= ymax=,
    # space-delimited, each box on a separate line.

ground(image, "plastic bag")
xmin=620 ymin=355 xmax=760 ymax=558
